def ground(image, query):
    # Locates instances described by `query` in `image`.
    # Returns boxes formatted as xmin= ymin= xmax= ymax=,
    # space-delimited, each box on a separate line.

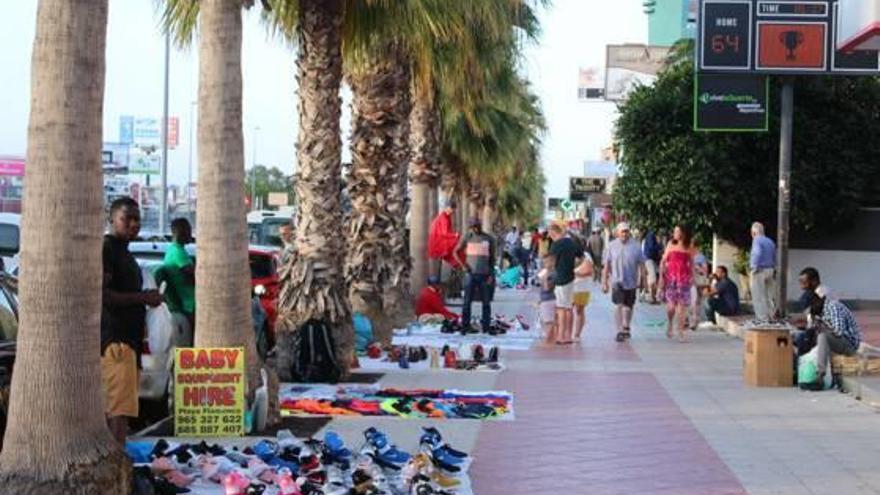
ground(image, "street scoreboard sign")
xmin=569 ymin=177 xmax=607 ymax=202
xmin=698 ymin=0 xmax=880 ymax=74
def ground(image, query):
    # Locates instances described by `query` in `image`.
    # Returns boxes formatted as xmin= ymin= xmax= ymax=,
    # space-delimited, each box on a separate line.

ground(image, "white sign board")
xmin=604 ymin=45 xmax=671 ymax=101
xmin=267 ymin=192 xmax=289 ymax=207
xmin=133 ymin=117 xmax=162 ymax=147
xmin=129 ymin=148 xmax=160 ymax=175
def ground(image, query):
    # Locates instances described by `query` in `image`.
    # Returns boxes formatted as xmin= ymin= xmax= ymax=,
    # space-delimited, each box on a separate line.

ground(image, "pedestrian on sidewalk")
xmin=549 ymin=222 xmax=582 ymax=345
xmin=703 ymin=266 xmax=739 ymax=324
xmin=602 ymin=222 xmax=646 ymax=342
xmin=101 ymin=197 xmax=164 ymax=444
xmin=572 ymin=254 xmax=594 ymax=342
xmin=537 ymin=254 xmax=558 ymax=345
xmin=162 ymin=217 xmax=196 ymax=330
xmin=659 ymin=225 xmax=696 ymax=342
xmin=806 ymin=288 xmax=861 ymax=385
xmin=642 ymin=229 xmax=663 ymax=304
xmin=690 ymin=243 xmax=710 ymax=330
xmin=454 ymin=217 xmax=496 ymax=333
xmin=587 ymin=227 xmax=605 ymax=283
xmin=749 ymin=221 xmax=777 ymax=321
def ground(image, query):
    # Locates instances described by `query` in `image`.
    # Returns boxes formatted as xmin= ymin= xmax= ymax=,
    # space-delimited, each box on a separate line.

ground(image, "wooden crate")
xmin=744 ymin=329 xmax=793 ymax=387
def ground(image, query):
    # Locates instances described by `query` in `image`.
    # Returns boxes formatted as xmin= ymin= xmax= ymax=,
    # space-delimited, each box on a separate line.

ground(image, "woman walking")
xmin=659 ymin=225 xmax=696 ymax=342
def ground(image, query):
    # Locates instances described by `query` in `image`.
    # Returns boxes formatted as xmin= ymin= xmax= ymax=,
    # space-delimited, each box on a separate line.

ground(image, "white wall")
xmin=787 ymin=249 xmax=880 ymax=301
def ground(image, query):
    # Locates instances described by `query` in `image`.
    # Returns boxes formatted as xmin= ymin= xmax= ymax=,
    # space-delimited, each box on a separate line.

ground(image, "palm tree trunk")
xmin=408 ymin=94 xmax=440 ymax=298
xmin=194 ymin=0 xmax=259 ymax=390
xmin=277 ymin=0 xmax=351 ymax=376
xmin=0 ymin=1 xmax=130 ymax=491
xmin=482 ymin=190 xmax=498 ymax=235
xmin=346 ymin=43 xmax=412 ymax=343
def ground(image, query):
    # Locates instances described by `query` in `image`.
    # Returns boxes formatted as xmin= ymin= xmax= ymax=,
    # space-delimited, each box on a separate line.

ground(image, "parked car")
xmin=0 ymin=213 xmax=21 ymax=275
xmin=247 ymin=210 xmax=293 ymax=248
xmin=0 ymin=273 xmax=18 ymax=451
xmin=128 ymin=241 xmax=280 ymax=345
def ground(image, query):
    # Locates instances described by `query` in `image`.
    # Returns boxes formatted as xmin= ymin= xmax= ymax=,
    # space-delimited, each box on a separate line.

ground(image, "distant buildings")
xmin=643 ymin=0 xmax=697 ymax=46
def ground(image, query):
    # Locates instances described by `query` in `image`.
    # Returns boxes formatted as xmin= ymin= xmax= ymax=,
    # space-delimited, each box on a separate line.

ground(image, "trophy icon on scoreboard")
xmin=779 ymin=30 xmax=805 ymax=60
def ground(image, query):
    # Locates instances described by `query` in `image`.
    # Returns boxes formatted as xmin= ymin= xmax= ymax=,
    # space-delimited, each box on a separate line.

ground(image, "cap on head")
xmin=616 ymin=222 xmax=631 ymax=233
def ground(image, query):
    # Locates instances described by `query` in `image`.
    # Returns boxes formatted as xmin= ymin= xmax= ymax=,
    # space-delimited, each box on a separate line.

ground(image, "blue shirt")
xmin=821 ymin=299 xmax=861 ymax=350
xmin=749 ymin=235 xmax=776 ymax=271
xmin=603 ymin=238 xmax=646 ymax=290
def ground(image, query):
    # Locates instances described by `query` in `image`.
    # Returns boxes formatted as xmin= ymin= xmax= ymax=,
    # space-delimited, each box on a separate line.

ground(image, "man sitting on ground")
xmin=415 ymin=276 xmax=459 ymax=323
xmin=806 ymin=287 xmax=862 ymax=386
xmin=702 ymin=265 xmax=739 ymax=324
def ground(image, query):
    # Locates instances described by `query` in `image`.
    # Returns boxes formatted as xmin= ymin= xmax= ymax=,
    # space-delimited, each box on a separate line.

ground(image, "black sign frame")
xmin=698 ymin=0 xmax=880 ymax=75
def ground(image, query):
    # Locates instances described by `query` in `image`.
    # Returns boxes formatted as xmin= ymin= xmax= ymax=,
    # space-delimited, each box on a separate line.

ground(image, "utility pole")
xmin=775 ymin=80 xmax=794 ymax=318
xmin=159 ymin=29 xmax=170 ymax=235
xmin=251 ymin=126 xmax=260 ymax=211
xmin=188 ymin=101 xmax=196 ymax=214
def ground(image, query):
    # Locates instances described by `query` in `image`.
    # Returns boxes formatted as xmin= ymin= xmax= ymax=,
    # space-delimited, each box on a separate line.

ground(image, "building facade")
xmin=644 ymin=0 xmax=697 ymax=46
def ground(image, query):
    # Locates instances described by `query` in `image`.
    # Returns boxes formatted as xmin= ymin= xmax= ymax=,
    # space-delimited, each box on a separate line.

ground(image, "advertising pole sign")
xmin=694 ymin=73 xmax=769 ymax=131
xmin=174 ymin=347 xmax=246 ymax=437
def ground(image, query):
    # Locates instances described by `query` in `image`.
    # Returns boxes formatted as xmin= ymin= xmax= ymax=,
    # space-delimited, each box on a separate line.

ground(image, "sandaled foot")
xmin=615 ymin=332 xmax=627 ymax=342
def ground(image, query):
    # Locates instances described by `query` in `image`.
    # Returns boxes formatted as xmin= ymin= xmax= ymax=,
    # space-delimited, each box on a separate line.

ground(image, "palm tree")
xmin=162 ymin=0 xmax=261 ymax=389
xmin=270 ymin=0 xmax=352 ymax=377
xmin=0 ymin=0 xmax=130 ymax=492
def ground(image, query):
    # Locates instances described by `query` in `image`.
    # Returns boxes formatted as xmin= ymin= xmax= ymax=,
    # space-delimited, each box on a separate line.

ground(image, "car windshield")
xmin=0 ymin=224 xmax=19 ymax=255
xmin=250 ymin=254 xmax=275 ymax=279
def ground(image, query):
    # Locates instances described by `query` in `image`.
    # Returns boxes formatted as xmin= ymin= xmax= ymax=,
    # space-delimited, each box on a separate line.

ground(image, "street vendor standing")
xmin=101 ymin=197 xmax=163 ymax=444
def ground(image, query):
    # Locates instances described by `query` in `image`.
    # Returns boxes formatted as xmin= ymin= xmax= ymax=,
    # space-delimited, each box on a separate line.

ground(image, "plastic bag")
xmin=797 ymin=347 xmax=832 ymax=390
xmin=145 ymin=304 xmax=173 ymax=356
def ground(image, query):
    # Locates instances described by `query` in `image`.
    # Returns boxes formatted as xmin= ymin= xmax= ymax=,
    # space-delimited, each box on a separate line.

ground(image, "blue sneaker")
xmin=253 ymin=440 xmax=278 ymax=462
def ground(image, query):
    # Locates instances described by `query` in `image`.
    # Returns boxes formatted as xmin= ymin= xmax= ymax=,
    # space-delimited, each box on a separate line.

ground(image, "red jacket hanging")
xmin=427 ymin=211 xmax=463 ymax=268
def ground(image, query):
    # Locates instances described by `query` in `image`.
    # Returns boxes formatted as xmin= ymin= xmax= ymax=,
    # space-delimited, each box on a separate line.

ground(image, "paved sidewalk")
xmin=317 ymin=285 xmax=880 ymax=495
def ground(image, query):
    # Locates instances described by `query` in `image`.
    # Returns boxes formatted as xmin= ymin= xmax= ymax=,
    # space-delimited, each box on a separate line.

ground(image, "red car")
xmin=249 ymin=247 xmax=281 ymax=344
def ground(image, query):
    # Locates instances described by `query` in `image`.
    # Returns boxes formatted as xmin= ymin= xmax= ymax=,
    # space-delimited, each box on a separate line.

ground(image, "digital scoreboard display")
xmin=698 ymin=0 xmax=880 ymax=74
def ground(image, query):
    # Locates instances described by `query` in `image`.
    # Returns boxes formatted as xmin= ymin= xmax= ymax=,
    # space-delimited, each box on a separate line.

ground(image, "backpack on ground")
xmin=290 ymin=319 xmax=342 ymax=383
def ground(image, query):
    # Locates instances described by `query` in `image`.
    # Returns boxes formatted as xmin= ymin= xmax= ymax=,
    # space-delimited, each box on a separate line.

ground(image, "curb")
xmin=715 ymin=314 xmax=880 ymax=408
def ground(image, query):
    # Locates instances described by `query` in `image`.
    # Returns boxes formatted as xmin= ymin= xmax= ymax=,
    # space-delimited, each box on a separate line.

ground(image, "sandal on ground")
xmin=622 ymin=328 xmax=632 ymax=340
xmin=615 ymin=332 xmax=627 ymax=342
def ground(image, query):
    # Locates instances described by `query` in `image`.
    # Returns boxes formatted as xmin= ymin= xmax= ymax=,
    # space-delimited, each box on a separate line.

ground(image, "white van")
xmin=247 ymin=209 xmax=294 ymax=248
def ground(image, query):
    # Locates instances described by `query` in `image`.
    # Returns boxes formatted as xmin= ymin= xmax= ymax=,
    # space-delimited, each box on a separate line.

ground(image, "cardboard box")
xmin=744 ymin=329 xmax=793 ymax=387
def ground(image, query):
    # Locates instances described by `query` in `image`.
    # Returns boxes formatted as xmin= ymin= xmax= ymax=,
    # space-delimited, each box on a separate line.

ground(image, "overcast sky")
xmin=0 ymin=1 xmax=646 ymax=199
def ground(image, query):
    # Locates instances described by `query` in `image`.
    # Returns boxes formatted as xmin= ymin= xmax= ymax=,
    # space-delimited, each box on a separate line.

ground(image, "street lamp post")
xmin=159 ymin=29 xmax=170 ymax=235
xmin=251 ymin=126 xmax=260 ymax=211
xmin=188 ymin=101 xmax=196 ymax=214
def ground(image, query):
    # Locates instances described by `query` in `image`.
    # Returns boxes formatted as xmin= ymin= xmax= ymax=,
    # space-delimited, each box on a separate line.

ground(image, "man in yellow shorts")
xmin=101 ymin=198 xmax=163 ymax=444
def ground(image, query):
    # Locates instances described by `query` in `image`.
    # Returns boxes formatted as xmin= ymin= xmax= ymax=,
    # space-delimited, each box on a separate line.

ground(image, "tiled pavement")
xmin=316 ymin=286 xmax=880 ymax=495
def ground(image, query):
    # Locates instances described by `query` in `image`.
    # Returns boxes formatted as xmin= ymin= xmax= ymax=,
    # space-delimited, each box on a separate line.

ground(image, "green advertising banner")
xmin=694 ymin=73 xmax=769 ymax=132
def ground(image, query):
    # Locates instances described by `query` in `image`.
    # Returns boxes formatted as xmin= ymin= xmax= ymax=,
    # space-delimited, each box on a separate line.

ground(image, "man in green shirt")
xmin=162 ymin=218 xmax=195 ymax=326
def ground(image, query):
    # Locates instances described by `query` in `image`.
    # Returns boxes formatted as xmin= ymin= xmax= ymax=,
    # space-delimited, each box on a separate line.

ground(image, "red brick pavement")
xmin=470 ymin=370 xmax=747 ymax=495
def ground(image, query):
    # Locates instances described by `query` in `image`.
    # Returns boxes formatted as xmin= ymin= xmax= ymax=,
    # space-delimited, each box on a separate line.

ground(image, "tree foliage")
xmin=246 ymin=165 xmax=293 ymax=208
xmin=613 ymin=41 xmax=880 ymax=248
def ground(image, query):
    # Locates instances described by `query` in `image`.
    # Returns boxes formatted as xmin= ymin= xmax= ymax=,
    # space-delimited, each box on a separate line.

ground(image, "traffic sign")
xmin=569 ymin=177 xmax=607 ymax=202
xmin=560 ymin=199 xmax=575 ymax=212
xmin=698 ymin=0 xmax=880 ymax=74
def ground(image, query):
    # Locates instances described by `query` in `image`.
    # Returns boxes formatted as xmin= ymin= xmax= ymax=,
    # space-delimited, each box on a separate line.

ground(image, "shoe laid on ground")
xmin=472 ymin=344 xmax=485 ymax=363
xmin=222 ymin=471 xmax=251 ymax=495
xmin=398 ymin=348 xmax=410 ymax=369
xmin=420 ymin=427 xmax=468 ymax=460
xmin=443 ymin=350 xmax=457 ymax=368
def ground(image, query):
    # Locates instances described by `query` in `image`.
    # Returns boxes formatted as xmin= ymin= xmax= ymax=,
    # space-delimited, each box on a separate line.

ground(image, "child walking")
xmin=538 ymin=254 xmax=557 ymax=345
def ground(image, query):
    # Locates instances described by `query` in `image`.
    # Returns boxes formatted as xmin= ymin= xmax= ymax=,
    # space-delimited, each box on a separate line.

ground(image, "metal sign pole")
xmin=775 ymin=80 xmax=794 ymax=318
xmin=160 ymin=30 xmax=170 ymax=234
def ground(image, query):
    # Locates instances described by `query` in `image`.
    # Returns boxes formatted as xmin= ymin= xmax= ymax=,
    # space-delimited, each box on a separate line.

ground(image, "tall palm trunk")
xmin=194 ymin=0 xmax=258 ymax=388
xmin=346 ymin=43 xmax=412 ymax=343
xmin=0 ymin=1 xmax=130 ymax=492
xmin=482 ymin=190 xmax=497 ymax=235
xmin=408 ymin=94 xmax=440 ymax=296
xmin=278 ymin=0 xmax=351 ymax=375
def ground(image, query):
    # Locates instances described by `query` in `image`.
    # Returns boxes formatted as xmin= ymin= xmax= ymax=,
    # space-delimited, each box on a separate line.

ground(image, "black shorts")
xmin=612 ymin=287 xmax=637 ymax=307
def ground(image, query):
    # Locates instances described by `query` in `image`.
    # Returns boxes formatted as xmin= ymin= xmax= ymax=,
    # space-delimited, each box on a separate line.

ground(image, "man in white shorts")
xmin=549 ymin=223 xmax=582 ymax=344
